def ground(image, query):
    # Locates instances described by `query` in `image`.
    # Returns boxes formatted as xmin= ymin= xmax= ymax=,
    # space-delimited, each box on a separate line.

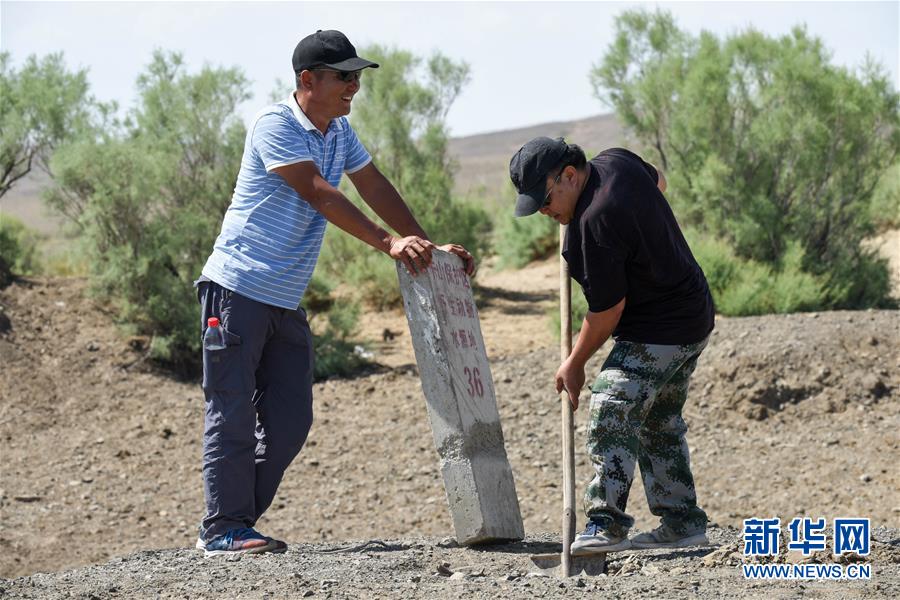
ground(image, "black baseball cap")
xmin=292 ymin=30 xmax=379 ymax=73
xmin=509 ymin=136 xmax=568 ymax=217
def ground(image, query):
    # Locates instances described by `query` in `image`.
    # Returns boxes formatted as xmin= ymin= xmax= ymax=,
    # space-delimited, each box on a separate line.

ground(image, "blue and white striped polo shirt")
xmin=201 ymin=95 xmax=371 ymax=309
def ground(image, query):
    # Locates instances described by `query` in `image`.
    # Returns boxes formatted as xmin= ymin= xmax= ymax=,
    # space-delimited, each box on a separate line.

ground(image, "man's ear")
xmin=564 ymin=165 xmax=577 ymax=184
xmin=297 ymin=70 xmax=314 ymax=91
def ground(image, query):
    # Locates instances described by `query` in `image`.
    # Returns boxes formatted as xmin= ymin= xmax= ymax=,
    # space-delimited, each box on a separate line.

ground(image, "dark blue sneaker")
xmin=266 ymin=536 xmax=288 ymax=554
xmin=571 ymin=520 xmax=632 ymax=554
xmin=203 ymin=527 xmax=277 ymax=556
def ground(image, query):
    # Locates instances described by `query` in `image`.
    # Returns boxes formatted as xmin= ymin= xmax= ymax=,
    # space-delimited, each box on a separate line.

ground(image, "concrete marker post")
xmin=396 ymin=250 xmax=524 ymax=544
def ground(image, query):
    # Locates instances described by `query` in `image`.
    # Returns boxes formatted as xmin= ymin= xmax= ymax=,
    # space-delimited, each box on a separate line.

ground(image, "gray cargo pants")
xmin=198 ymin=280 xmax=314 ymax=541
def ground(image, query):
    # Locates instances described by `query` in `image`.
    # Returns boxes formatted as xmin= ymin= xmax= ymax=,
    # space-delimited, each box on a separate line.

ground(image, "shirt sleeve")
xmin=606 ymin=147 xmax=658 ymax=185
xmin=581 ymin=249 xmax=627 ymax=313
xmin=580 ymin=212 xmax=629 ymax=313
xmin=641 ymin=159 xmax=659 ymax=184
xmin=342 ymin=120 xmax=372 ymax=174
xmin=252 ymin=111 xmax=314 ymax=172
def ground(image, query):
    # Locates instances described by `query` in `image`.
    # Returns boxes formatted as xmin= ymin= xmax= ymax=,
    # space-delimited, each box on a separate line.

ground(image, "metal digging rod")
xmin=529 ymin=224 xmax=606 ymax=577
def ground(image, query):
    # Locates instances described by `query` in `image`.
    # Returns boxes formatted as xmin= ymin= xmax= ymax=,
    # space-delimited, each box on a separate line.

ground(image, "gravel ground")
xmin=2 ymin=526 xmax=898 ymax=599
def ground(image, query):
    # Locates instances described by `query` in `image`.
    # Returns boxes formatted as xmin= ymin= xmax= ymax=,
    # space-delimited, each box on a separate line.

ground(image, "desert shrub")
xmin=302 ymin=273 xmax=367 ymax=380
xmin=869 ymin=162 xmax=900 ymax=230
xmin=41 ymin=237 xmax=91 ymax=277
xmin=1 ymin=51 xmax=100 ymax=283
xmin=687 ymin=229 xmax=831 ymax=315
xmin=0 ymin=51 xmax=97 ymax=199
xmin=318 ymin=234 xmax=402 ymax=310
xmin=45 ymin=50 xmax=245 ymax=373
xmin=0 ymin=215 xmax=41 ymax=283
xmin=592 ymin=9 xmax=900 ymax=310
xmin=494 ymin=212 xmax=559 ymax=269
xmin=549 ymin=285 xmax=590 ymax=339
xmin=821 ymin=249 xmax=895 ymax=310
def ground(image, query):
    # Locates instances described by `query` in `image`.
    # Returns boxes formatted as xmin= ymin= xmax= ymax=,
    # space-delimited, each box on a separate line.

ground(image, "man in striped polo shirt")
xmin=196 ymin=30 xmax=475 ymax=556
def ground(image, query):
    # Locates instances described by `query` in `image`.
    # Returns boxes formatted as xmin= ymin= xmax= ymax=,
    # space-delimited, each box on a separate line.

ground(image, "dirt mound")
xmin=692 ymin=311 xmax=895 ymax=419
xmin=1 ymin=274 xmax=898 ymax=588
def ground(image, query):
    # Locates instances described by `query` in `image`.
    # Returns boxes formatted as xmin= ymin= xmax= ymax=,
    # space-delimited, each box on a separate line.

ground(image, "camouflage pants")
xmin=584 ymin=337 xmax=709 ymax=537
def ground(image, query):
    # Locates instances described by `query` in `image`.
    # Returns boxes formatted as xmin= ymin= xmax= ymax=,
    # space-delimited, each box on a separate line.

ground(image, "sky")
xmin=2 ymin=1 xmax=898 ymax=138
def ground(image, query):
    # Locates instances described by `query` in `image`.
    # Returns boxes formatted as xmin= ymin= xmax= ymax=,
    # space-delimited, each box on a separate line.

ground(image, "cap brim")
xmin=323 ymin=57 xmax=380 ymax=71
xmin=514 ymin=181 xmax=545 ymax=217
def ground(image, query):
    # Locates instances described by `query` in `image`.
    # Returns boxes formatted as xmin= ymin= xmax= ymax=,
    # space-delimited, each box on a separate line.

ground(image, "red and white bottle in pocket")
xmin=204 ymin=317 xmax=227 ymax=351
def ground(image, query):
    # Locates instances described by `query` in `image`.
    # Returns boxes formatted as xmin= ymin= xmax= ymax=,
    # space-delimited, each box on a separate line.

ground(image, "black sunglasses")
xmin=312 ymin=68 xmax=362 ymax=83
xmin=543 ymin=170 xmax=563 ymax=208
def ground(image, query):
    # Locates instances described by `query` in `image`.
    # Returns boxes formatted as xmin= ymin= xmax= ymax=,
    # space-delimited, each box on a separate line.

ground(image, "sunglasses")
xmin=312 ymin=68 xmax=362 ymax=83
xmin=543 ymin=170 xmax=563 ymax=208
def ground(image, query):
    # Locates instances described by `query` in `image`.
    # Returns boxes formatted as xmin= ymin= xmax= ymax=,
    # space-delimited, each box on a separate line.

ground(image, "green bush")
xmin=48 ymin=123 xmax=221 ymax=372
xmin=41 ymin=237 xmax=91 ymax=277
xmin=320 ymin=194 xmax=490 ymax=309
xmin=0 ymin=215 xmax=41 ymax=283
xmin=686 ymin=229 xmax=829 ymax=315
xmin=0 ymin=51 xmax=97 ymax=199
xmin=494 ymin=212 xmax=559 ymax=269
xmin=593 ymin=9 xmax=900 ymax=310
xmin=821 ymin=249 xmax=895 ymax=309
xmin=548 ymin=285 xmax=589 ymax=339
xmin=303 ymin=273 xmax=368 ymax=380
xmin=869 ymin=162 xmax=900 ymax=230
xmin=318 ymin=232 xmax=402 ymax=310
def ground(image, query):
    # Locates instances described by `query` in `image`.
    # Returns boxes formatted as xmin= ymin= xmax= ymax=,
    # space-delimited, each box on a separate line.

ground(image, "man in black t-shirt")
xmin=509 ymin=137 xmax=715 ymax=554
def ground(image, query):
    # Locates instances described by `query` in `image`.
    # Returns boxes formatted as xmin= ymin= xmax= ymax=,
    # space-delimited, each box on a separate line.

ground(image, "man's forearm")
xmin=362 ymin=179 xmax=429 ymax=239
xmin=309 ymin=186 xmax=394 ymax=254
xmin=350 ymin=165 xmax=429 ymax=238
xmin=273 ymin=162 xmax=397 ymax=254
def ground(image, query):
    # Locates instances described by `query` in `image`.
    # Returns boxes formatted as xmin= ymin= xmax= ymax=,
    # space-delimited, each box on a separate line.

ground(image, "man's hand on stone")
xmin=555 ymin=357 xmax=585 ymax=410
xmin=390 ymin=236 xmax=436 ymax=276
xmin=438 ymin=244 xmax=476 ymax=276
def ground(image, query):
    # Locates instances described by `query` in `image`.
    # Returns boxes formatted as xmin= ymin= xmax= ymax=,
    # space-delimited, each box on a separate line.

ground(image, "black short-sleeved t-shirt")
xmin=562 ymin=148 xmax=715 ymax=345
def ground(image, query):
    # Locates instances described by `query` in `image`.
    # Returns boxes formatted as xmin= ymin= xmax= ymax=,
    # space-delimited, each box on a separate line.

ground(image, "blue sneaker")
xmin=571 ymin=520 xmax=632 ymax=554
xmin=203 ymin=527 xmax=277 ymax=556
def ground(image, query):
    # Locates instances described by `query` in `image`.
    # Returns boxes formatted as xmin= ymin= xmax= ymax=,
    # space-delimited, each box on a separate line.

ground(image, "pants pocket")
xmin=202 ymin=328 xmax=244 ymax=391
xmin=591 ymin=342 xmax=634 ymax=394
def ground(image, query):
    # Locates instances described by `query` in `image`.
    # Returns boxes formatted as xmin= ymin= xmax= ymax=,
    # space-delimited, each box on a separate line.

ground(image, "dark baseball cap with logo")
xmin=509 ymin=136 xmax=568 ymax=217
xmin=292 ymin=30 xmax=380 ymax=73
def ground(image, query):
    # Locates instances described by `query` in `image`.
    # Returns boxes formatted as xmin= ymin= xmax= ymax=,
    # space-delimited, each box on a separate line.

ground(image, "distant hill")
xmin=448 ymin=112 xmax=631 ymax=205
xmin=0 ymin=114 xmax=630 ymax=239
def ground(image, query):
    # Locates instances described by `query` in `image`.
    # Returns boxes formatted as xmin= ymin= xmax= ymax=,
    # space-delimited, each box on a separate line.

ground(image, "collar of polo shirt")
xmin=286 ymin=94 xmax=345 ymax=134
